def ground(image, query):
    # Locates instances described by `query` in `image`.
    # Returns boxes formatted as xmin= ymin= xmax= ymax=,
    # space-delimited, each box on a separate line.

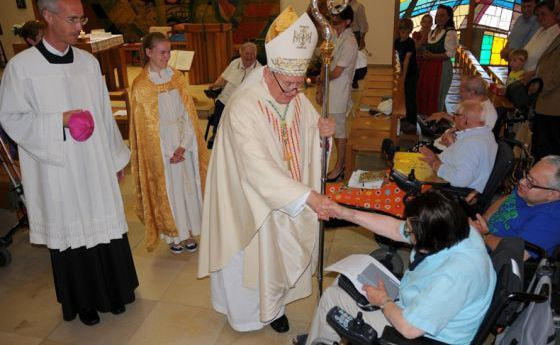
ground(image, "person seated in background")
xmin=507 ymin=49 xmax=528 ymax=86
xmin=14 ymin=20 xmax=46 ymax=47
xmin=426 ymin=75 xmax=498 ymax=129
xmin=294 ymin=190 xmax=496 ymax=345
xmin=207 ymin=42 xmax=261 ymax=148
xmin=471 ymin=155 xmax=560 ymax=257
xmin=420 ymin=100 xmax=498 ymax=193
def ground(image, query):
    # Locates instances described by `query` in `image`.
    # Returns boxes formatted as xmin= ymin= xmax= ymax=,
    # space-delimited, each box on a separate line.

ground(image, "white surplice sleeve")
xmin=280 ymin=191 xmax=310 ymax=217
xmin=179 ymin=104 xmax=195 ymax=151
xmin=0 ymin=61 xmax=65 ymax=166
xmin=95 ymin=62 xmax=130 ymax=172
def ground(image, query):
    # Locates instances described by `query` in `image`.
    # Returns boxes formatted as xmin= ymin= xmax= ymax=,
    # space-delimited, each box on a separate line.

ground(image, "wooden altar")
xmin=172 ymin=23 xmax=233 ymax=85
xmin=13 ymin=34 xmax=128 ymax=92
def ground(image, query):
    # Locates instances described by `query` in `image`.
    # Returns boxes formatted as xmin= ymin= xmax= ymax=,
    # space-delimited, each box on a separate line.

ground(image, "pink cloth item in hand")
xmin=68 ymin=110 xmax=94 ymax=142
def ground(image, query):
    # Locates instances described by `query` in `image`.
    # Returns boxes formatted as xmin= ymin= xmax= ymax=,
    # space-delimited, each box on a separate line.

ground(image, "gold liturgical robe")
xmin=129 ymin=67 xmax=208 ymax=251
xmin=198 ymin=67 xmax=324 ymax=322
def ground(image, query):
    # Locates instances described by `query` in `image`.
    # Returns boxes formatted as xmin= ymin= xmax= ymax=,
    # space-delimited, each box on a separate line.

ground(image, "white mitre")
xmin=265 ymin=6 xmax=318 ymax=77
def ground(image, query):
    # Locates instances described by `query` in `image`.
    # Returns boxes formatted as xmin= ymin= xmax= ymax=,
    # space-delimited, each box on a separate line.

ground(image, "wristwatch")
xmin=380 ymin=297 xmax=393 ymax=310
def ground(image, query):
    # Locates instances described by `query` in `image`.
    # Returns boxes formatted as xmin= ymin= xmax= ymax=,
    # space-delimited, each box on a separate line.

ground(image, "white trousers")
xmin=306 ymin=281 xmax=390 ymax=345
xmin=210 ymin=250 xmax=285 ymax=332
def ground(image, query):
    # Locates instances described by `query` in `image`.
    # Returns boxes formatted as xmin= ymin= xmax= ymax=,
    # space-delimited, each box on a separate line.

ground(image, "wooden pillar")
xmin=464 ymin=0 xmax=477 ymax=50
xmin=31 ymin=0 xmax=40 ymax=19
xmin=403 ymin=0 xmax=419 ymax=18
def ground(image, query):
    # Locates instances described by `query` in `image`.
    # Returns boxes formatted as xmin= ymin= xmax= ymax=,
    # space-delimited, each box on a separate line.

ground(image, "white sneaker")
xmin=184 ymin=240 xmax=198 ymax=253
xmin=169 ymin=244 xmax=184 ymax=254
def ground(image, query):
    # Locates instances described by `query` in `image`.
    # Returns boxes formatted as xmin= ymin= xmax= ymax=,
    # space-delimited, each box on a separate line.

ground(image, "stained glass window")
xmin=400 ymin=0 xmax=523 ymax=66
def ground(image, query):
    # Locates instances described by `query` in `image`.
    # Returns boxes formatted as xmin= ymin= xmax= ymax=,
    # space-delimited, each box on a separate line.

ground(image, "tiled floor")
xmin=0 ymin=70 xmax=392 ymax=344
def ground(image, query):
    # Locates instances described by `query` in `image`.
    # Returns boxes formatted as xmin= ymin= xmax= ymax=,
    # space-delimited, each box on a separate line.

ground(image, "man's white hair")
xmin=463 ymin=75 xmax=488 ymax=96
xmin=457 ymin=99 xmax=485 ymax=125
xmin=239 ymin=42 xmax=257 ymax=54
xmin=38 ymin=0 xmax=60 ymax=14
xmin=541 ymin=155 xmax=560 ymax=190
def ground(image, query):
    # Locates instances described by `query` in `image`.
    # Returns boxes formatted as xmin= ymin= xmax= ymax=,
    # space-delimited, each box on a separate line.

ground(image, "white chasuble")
xmin=198 ymin=66 xmax=324 ymax=324
xmin=0 ymin=46 xmax=130 ymax=250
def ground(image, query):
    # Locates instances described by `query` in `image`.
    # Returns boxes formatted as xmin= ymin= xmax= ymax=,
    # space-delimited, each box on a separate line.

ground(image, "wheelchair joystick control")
xmin=326 ymin=306 xmax=377 ymax=345
xmin=407 ymin=168 xmax=416 ymax=181
xmin=355 ymin=312 xmax=364 ymax=326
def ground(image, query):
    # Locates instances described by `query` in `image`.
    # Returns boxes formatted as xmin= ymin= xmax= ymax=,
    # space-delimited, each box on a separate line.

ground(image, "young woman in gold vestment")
xmin=129 ymin=32 xmax=208 ymax=253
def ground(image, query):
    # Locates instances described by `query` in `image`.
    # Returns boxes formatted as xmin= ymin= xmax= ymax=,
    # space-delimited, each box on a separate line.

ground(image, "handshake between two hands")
xmin=305 ymin=191 xmax=347 ymax=221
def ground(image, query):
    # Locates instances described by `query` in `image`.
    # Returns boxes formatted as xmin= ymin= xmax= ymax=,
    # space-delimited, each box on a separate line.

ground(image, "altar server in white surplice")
xmin=0 ymin=0 xmax=137 ymax=326
xmin=198 ymin=6 xmax=336 ymax=333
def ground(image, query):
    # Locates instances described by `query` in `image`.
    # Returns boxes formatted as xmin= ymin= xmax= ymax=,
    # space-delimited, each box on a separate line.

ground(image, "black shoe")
xmin=110 ymin=304 xmax=126 ymax=315
xmin=326 ymin=169 xmax=345 ymax=183
xmin=352 ymin=80 xmax=359 ymax=89
xmin=292 ymin=334 xmax=308 ymax=345
xmin=270 ymin=314 xmax=290 ymax=333
xmin=62 ymin=310 xmax=77 ymax=322
xmin=78 ymin=308 xmax=100 ymax=326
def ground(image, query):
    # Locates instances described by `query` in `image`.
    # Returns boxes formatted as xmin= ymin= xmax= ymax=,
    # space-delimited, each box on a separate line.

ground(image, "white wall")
xmin=0 ymin=1 xmax=36 ymax=59
xmin=280 ymin=0 xmax=395 ymax=65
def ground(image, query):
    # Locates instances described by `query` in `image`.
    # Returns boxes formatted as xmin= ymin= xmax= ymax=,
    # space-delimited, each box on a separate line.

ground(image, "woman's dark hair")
xmin=141 ymin=32 xmax=169 ymax=64
xmin=17 ymin=20 xmax=46 ymax=46
xmin=333 ymin=5 xmax=354 ymax=26
xmin=437 ymin=5 xmax=455 ymax=29
xmin=404 ymin=189 xmax=469 ymax=253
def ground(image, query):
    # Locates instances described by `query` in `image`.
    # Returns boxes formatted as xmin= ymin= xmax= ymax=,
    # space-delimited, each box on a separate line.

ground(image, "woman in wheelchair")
xmin=301 ymin=190 xmax=496 ymax=345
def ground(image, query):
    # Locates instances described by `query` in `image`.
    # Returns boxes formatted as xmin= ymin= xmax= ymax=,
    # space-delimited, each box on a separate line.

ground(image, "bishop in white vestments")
xmin=0 ymin=0 xmax=137 ymax=326
xmin=198 ymin=6 xmax=335 ymax=333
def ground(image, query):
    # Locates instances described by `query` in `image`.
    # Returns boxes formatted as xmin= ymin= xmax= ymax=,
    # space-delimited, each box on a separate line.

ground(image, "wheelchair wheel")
xmin=0 ymin=246 xmax=11 ymax=267
xmin=370 ymin=247 xmax=404 ymax=278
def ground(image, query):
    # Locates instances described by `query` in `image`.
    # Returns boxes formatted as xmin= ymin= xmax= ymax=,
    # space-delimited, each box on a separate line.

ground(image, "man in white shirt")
xmin=0 ymin=0 xmax=137 ymax=326
xmin=316 ymin=6 xmax=358 ymax=181
xmin=207 ymin=42 xmax=261 ymax=148
xmin=500 ymin=0 xmax=539 ymax=60
xmin=427 ymin=75 xmax=498 ymax=129
xmin=420 ymin=100 xmax=498 ymax=193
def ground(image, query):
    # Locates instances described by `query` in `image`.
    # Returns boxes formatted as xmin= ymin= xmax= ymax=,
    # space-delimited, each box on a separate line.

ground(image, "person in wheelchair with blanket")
xmin=295 ymin=190 xmax=496 ymax=345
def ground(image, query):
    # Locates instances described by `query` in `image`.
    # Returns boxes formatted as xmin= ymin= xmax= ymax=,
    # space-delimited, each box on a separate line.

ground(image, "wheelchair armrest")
xmin=508 ymin=292 xmax=548 ymax=304
xmin=378 ymin=326 xmax=448 ymax=345
xmin=428 ymin=185 xmax=473 ymax=198
xmin=523 ymin=241 xmax=547 ymax=260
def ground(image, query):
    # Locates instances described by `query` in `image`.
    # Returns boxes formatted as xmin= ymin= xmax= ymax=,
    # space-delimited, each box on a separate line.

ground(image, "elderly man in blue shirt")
xmin=471 ymin=155 xmax=560 ymax=257
xmin=419 ymin=100 xmax=498 ymax=194
xmin=501 ymin=0 xmax=540 ymax=60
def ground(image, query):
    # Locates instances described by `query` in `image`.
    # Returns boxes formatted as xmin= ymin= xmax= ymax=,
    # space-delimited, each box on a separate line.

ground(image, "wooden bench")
xmin=344 ymin=61 xmax=405 ymax=177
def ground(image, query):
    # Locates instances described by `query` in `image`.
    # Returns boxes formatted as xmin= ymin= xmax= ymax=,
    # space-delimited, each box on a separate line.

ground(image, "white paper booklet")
xmin=325 ymin=254 xmax=401 ymax=299
xmin=348 ymin=170 xmax=384 ymax=189
xmin=169 ymin=50 xmax=195 ymax=71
